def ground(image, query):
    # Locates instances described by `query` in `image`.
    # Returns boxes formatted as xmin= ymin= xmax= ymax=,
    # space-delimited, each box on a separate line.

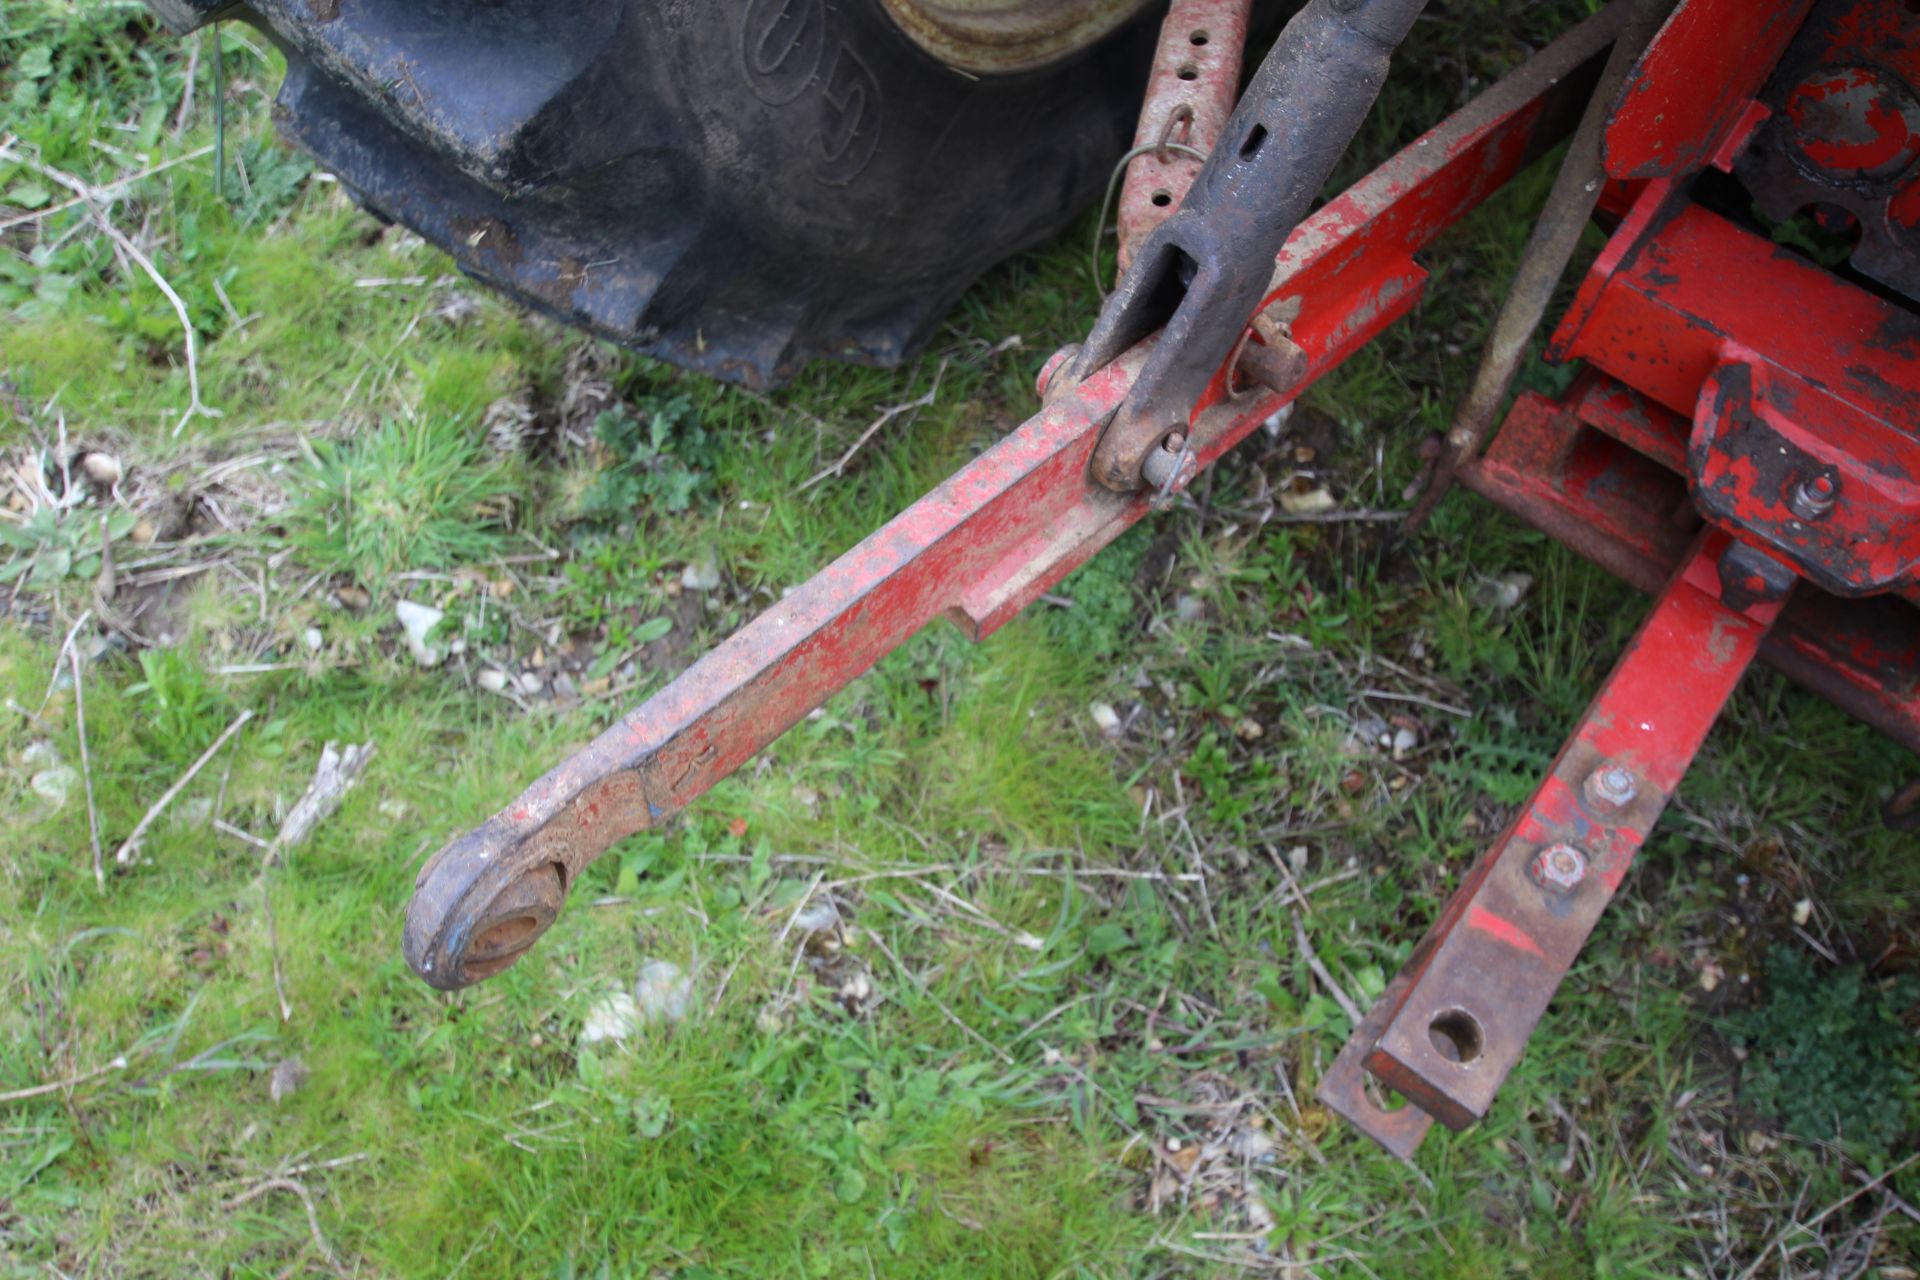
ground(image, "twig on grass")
xmin=0 ymin=145 xmax=215 ymax=234
xmin=0 ymin=1053 xmax=130 ymax=1104
xmin=1267 ymin=507 xmax=1407 ymax=524
xmin=863 ymin=927 xmax=1014 ymax=1065
xmin=113 ymin=708 xmax=254 ymax=865
xmin=170 ymin=33 xmax=200 ymax=136
xmin=214 ymin=818 xmax=274 ymax=852
xmin=918 ymin=879 xmax=1045 ymax=951
xmin=776 ymin=869 xmax=830 ymax=946
xmin=1853 ymin=1167 xmax=1920 ymax=1225
xmin=797 ymin=359 xmax=948 ymax=492
xmin=261 ymin=868 xmax=293 ymax=1022
xmin=212 ymin=721 xmax=243 ymax=829
xmin=0 ymin=143 xmax=220 ymax=437
xmin=271 ymin=740 xmax=377 ymax=861
xmin=1732 ymin=1150 xmax=1920 ymax=1280
xmin=70 ymin=646 xmax=104 ymax=890
xmin=35 ymin=608 xmax=93 ymax=718
xmin=224 ymin=1177 xmax=346 ymax=1277
xmin=276 ymin=1152 xmax=369 ymax=1179
xmin=1291 ymin=910 xmax=1366 ymax=1029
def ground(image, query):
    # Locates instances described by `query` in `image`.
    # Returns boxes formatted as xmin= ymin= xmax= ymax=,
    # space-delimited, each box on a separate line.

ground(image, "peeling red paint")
xmin=1466 ymin=905 xmax=1548 ymax=959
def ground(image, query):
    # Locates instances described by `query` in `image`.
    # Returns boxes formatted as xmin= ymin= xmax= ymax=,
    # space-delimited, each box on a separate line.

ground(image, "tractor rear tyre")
xmin=144 ymin=0 xmax=1165 ymax=386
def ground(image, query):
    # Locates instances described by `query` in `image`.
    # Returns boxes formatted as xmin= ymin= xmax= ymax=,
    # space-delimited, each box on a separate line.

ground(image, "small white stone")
xmin=581 ymin=991 xmax=640 ymax=1045
xmin=1089 ymin=702 xmax=1122 ymax=736
xmin=517 ymin=671 xmax=545 ymax=695
xmin=1278 ymin=486 xmax=1337 ymax=516
xmin=20 ymin=740 xmax=62 ymax=768
xmin=80 ymin=452 xmax=123 ymax=486
xmin=30 ymin=766 xmax=77 ymax=811
xmin=1391 ymin=727 xmax=1420 ymax=756
xmin=634 ymin=960 xmax=692 ymax=1024
xmin=1174 ymin=595 xmax=1204 ymax=623
xmin=476 ymin=668 xmax=509 ymax=693
xmin=681 ymin=558 xmax=722 ymax=591
xmin=394 ymin=600 xmax=445 ymax=667
xmin=301 ymin=627 xmax=324 ymax=653
xmin=1791 ymin=898 xmax=1813 ymax=926
xmin=1233 ymin=1128 xmax=1276 ymax=1161
xmin=788 ymin=900 xmax=840 ymax=935
xmin=1471 ymin=572 xmax=1534 ymax=611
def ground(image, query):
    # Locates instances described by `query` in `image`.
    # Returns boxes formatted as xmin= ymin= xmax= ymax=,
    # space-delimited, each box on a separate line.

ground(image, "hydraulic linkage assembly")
xmin=404 ymin=0 xmax=1920 ymax=1157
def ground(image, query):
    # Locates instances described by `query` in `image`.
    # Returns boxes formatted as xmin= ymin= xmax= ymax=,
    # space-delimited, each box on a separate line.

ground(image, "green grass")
xmin=4 ymin=1 xmax=1918 ymax=1276
xmin=282 ymin=416 xmax=522 ymax=587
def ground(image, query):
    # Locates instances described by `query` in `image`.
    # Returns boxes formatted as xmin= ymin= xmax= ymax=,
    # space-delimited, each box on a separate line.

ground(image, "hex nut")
xmin=1584 ymin=764 xmax=1638 ymax=812
xmin=1530 ymin=842 xmax=1588 ymax=892
xmin=1789 ymin=472 xmax=1838 ymax=521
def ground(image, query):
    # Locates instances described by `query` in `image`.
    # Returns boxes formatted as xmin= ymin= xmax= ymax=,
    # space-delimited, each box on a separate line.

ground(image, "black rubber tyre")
xmin=146 ymin=0 xmax=1163 ymax=386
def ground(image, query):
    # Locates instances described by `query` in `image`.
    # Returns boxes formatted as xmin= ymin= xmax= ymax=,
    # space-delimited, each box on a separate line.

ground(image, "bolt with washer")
xmin=1141 ymin=432 xmax=1188 ymax=489
xmin=1789 ymin=472 xmax=1838 ymax=521
xmin=1529 ymin=842 xmax=1588 ymax=892
xmin=1584 ymin=764 xmax=1638 ymax=812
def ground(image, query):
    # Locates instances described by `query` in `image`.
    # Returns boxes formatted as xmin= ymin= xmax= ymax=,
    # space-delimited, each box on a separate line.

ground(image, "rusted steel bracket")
xmin=1114 ymin=0 xmax=1255 ymax=271
xmin=1457 ymin=371 xmax=1920 ymax=757
xmin=402 ymin=9 xmax=1621 ymax=990
xmin=1320 ymin=531 xmax=1787 ymax=1157
xmin=1065 ymin=0 xmax=1432 ymax=493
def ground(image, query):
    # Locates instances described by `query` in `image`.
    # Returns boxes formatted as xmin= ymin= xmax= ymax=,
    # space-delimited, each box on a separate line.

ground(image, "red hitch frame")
xmin=1328 ymin=0 xmax=1920 ymax=1155
xmin=404 ymin=0 xmax=1919 ymax=1162
xmin=403 ymin=9 xmax=1623 ymax=990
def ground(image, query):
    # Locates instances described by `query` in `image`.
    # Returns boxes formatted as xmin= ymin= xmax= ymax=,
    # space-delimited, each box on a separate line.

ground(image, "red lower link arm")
xmin=401 ymin=9 xmax=1623 ymax=990
xmin=1319 ymin=531 xmax=1787 ymax=1158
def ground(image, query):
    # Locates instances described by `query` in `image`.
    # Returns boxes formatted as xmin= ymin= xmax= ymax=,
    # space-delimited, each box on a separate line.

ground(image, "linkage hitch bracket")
xmin=401 ymin=7 xmax=1626 ymax=991
xmin=1065 ymin=0 xmax=1431 ymax=493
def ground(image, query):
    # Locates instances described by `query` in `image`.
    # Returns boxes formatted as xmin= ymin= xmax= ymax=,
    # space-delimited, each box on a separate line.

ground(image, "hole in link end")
xmin=406 ymin=858 xmax=566 ymax=990
xmin=1427 ymin=1008 xmax=1484 ymax=1064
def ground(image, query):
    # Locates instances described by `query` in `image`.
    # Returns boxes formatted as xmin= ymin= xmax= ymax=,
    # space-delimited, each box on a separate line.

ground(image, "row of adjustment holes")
xmin=1148 ymin=33 xmax=1261 ymax=209
xmin=1179 ymin=29 xmax=1206 ymax=77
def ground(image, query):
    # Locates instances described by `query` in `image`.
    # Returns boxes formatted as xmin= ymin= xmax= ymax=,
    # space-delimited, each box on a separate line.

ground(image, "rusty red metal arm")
xmin=1115 ymin=0 xmax=1254 ymax=270
xmin=402 ymin=9 xmax=1622 ymax=990
xmin=1319 ymin=531 xmax=1787 ymax=1156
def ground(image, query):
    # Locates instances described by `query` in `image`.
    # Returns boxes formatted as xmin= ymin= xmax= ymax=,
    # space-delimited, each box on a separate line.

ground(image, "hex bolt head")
xmin=1584 ymin=764 xmax=1638 ymax=812
xmin=1789 ymin=472 xmax=1838 ymax=521
xmin=1529 ymin=842 xmax=1588 ymax=892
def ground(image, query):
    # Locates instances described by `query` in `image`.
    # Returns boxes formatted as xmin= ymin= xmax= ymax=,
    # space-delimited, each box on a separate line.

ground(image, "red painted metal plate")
xmin=1602 ymin=0 xmax=1818 ymax=179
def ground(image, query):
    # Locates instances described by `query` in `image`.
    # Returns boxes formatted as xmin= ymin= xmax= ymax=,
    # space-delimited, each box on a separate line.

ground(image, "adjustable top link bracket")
xmin=1066 ymin=0 xmax=1429 ymax=491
